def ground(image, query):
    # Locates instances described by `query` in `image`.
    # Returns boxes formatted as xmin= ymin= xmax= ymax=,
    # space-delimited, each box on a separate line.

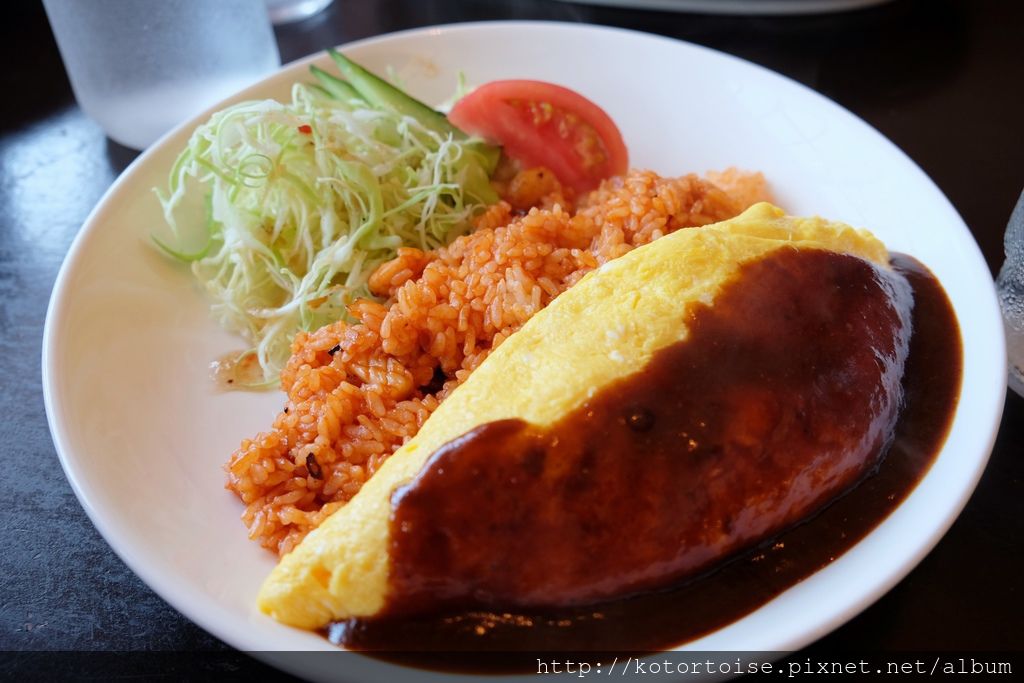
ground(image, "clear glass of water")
xmin=42 ymin=0 xmax=281 ymax=150
xmin=997 ymin=190 xmax=1024 ymax=396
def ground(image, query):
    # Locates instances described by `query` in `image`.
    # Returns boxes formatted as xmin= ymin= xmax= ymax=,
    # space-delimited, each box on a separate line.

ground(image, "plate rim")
xmin=42 ymin=19 xmax=1006 ymax=672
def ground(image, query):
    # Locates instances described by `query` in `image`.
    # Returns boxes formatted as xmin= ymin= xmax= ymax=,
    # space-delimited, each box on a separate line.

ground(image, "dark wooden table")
xmin=2 ymin=0 xmax=1021 ymax=677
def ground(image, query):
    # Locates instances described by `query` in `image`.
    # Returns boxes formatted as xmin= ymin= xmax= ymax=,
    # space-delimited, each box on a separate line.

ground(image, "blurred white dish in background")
xmin=553 ymin=0 xmax=895 ymax=14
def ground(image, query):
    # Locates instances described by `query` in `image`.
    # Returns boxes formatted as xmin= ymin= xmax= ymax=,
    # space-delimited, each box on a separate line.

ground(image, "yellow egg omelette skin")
xmin=257 ymin=202 xmax=891 ymax=630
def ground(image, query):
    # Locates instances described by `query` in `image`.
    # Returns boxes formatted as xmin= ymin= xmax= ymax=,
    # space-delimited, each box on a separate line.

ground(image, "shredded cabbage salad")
xmin=154 ymin=82 xmax=495 ymax=385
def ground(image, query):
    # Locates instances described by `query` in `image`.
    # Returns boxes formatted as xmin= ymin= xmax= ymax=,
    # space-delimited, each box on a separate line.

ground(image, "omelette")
xmin=257 ymin=202 xmax=913 ymax=629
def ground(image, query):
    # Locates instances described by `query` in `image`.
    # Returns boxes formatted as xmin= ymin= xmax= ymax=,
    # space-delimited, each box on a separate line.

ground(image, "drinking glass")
xmin=996 ymin=190 xmax=1024 ymax=396
xmin=265 ymin=0 xmax=335 ymax=24
xmin=43 ymin=0 xmax=281 ymax=150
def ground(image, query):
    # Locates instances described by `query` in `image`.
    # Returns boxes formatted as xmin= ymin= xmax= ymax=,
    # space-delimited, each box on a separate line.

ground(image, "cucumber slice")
xmin=307 ymin=83 xmax=333 ymax=99
xmin=328 ymin=49 xmax=456 ymax=137
xmin=310 ymin=64 xmax=363 ymax=103
xmin=467 ymin=139 xmax=501 ymax=175
xmin=326 ymin=50 xmax=500 ymax=173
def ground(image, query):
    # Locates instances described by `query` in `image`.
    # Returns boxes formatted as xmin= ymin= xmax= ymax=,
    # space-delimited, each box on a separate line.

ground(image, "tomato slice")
xmin=448 ymin=80 xmax=628 ymax=195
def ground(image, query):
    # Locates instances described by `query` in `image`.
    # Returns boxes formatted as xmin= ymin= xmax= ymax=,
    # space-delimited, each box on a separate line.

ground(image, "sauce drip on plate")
xmin=211 ymin=351 xmax=264 ymax=391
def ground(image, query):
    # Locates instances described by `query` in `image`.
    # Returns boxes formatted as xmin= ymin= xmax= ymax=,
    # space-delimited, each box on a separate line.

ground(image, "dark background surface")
xmin=1 ymin=0 xmax=1021 ymax=677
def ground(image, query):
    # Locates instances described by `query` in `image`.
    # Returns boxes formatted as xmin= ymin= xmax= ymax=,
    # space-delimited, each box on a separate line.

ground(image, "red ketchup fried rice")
xmin=226 ymin=169 xmax=771 ymax=555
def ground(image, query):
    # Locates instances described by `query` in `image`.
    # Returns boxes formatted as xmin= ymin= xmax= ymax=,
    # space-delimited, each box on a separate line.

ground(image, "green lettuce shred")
xmin=154 ymin=83 xmax=493 ymax=385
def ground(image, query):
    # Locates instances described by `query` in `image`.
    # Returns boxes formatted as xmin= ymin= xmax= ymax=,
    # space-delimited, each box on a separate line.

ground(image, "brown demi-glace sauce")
xmin=329 ymin=251 xmax=962 ymax=662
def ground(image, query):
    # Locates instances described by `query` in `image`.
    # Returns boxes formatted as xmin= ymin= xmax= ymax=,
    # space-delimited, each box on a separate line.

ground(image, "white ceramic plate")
xmin=43 ymin=21 xmax=1005 ymax=682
